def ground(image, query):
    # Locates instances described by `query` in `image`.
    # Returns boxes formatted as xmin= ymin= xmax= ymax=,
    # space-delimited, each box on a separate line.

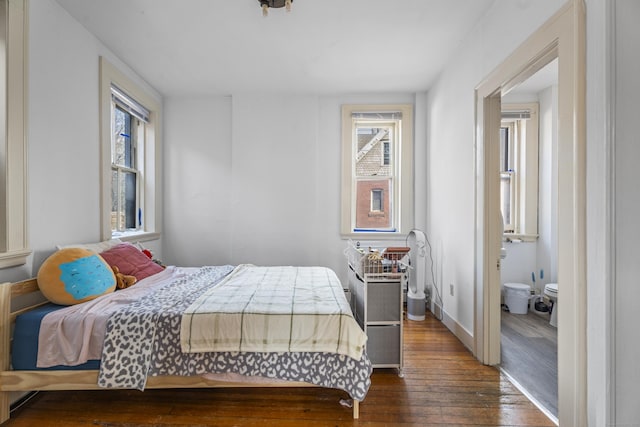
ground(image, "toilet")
xmin=544 ymin=283 xmax=558 ymax=327
xmin=503 ymin=283 xmax=531 ymax=314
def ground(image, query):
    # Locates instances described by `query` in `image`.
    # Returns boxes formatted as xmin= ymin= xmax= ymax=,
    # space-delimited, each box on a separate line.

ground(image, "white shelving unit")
xmin=346 ymin=243 xmax=406 ymax=376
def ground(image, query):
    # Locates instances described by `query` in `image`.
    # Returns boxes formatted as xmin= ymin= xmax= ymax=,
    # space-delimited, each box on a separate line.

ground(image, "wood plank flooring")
xmin=501 ymin=309 xmax=558 ymax=418
xmin=3 ymin=313 xmax=555 ymax=426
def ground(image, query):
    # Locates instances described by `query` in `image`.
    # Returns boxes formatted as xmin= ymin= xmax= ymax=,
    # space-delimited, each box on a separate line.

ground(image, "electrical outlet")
xmin=449 ymin=283 xmax=454 ymax=296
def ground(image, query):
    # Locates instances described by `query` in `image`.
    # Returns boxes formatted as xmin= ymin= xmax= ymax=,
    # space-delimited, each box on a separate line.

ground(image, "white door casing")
xmin=474 ymin=1 xmax=586 ymax=426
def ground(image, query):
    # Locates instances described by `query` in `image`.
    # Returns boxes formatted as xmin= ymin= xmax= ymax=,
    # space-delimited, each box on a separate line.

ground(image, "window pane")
xmin=500 ymin=126 xmax=509 ymax=171
xmin=111 ymin=170 xmax=121 ymax=231
xmin=111 ymin=169 xmax=137 ymax=231
xmin=353 ymin=123 xmax=395 ymax=231
xmin=500 ymin=172 xmax=512 ymax=229
xmin=124 ymin=171 xmax=137 ymax=229
xmin=113 ymin=106 xmax=134 ymax=168
xmin=355 ymin=126 xmax=392 ymax=177
xmin=383 ymin=141 xmax=390 ymax=166
xmin=356 ymin=179 xmax=392 ymax=230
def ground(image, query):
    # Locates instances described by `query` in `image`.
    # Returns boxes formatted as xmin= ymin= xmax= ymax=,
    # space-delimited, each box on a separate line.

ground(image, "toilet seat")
xmin=544 ymin=283 xmax=558 ymax=297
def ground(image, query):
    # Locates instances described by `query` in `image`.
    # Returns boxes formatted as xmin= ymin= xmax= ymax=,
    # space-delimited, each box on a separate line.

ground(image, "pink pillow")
xmin=99 ymin=243 xmax=163 ymax=281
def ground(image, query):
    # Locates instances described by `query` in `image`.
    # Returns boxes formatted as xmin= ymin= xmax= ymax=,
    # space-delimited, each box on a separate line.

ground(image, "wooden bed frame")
xmin=0 ymin=278 xmax=360 ymax=423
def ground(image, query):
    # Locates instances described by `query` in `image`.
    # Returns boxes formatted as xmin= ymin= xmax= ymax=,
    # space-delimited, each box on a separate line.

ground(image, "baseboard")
xmin=430 ymin=300 xmax=442 ymax=319
xmin=431 ymin=302 xmax=474 ymax=352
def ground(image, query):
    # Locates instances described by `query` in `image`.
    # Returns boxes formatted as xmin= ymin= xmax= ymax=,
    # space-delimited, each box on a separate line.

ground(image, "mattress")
xmin=11 ymin=265 xmax=372 ymax=401
xmin=12 ymin=303 xmax=100 ymax=370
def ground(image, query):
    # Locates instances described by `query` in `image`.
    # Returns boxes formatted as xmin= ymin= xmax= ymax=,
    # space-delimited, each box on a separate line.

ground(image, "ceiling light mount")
xmin=259 ymin=0 xmax=292 ymax=17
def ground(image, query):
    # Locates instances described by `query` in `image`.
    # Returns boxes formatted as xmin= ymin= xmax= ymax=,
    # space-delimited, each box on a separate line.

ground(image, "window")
xmin=500 ymin=103 xmax=539 ymax=239
xmin=341 ymin=104 xmax=413 ymax=237
xmin=371 ymin=189 xmax=383 ymax=212
xmin=110 ymin=86 xmax=148 ymax=232
xmin=500 ymin=123 xmax=515 ymax=233
xmin=100 ymin=57 xmax=161 ymax=241
xmin=382 ymin=141 xmax=390 ymax=166
xmin=0 ymin=0 xmax=29 ymax=268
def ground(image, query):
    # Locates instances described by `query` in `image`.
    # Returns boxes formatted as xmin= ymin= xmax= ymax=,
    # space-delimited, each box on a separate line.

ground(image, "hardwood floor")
xmin=500 ymin=309 xmax=558 ymax=419
xmin=4 ymin=313 xmax=554 ymax=426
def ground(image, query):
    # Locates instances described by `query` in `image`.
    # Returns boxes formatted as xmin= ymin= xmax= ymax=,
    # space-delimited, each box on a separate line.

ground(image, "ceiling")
xmin=54 ymin=0 xmax=495 ymax=97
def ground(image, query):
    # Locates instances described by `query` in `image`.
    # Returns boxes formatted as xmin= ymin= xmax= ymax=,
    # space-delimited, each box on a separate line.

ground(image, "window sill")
xmin=503 ymin=233 xmax=538 ymax=243
xmin=0 ymin=248 xmax=32 ymax=269
xmin=112 ymin=231 xmax=161 ymax=243
xmin=341 ymin=232 xmax=404 ymax=241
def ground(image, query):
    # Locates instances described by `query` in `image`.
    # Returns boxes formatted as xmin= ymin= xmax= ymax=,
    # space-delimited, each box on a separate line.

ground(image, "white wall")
xmin=500 ymin=242 xmax=537 ymax=286
xmin=424 ymin=0 xmax=565 ymax=338
xmin=229 ymin=95 xmax=322 ymax=266
xmin=0 ymin=0 xmax=162 ymax=284
xmin=535 ymin=85 xmax=558 ymax=288
xmin=163 ymin=96 xmax=233 ymax=267
xmin=163 ymin=93 xmax=417 ymax=285
xmin=612 ymin=1 xmax=640 ymax=424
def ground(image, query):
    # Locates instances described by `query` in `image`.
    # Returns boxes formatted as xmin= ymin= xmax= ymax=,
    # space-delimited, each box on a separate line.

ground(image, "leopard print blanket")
xmin=97 ymin=266 xmax=372 ymax=401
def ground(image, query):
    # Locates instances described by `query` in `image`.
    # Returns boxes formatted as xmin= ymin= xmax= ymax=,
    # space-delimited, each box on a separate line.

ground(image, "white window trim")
xmin=501 ymin=103 xmax=538 ymax=241
xmin=0 ymin=0 xmax=30 ymax=269
xmin=99 ymin=57 xmax=161 ymax=242
xmin=341 ymin=104 xmax=413 ymax=239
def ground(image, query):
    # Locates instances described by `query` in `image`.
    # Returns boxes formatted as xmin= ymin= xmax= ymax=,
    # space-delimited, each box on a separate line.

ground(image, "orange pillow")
xmin=37 ymin=248 xmax=116 ymax=305
xmin=99 ymin=243 xmax=164 ymax=281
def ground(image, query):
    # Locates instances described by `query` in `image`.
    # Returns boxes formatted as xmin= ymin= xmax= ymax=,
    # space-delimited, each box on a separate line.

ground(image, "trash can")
xmin=503 ymin=282 xmax=531 ymax=314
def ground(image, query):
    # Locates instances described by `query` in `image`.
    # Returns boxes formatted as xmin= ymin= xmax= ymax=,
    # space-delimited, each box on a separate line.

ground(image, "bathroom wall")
xmin=536 ymin=84 xmax=559 ymax=289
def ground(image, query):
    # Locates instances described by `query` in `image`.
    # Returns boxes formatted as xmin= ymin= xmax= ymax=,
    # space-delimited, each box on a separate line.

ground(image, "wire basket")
xmin=345 ymin=241 xmax=410 ymax=279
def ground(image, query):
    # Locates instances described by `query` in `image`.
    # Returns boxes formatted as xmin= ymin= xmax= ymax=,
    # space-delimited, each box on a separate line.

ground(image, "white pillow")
xmin=56 ymin=238 xmax=123 ymax=253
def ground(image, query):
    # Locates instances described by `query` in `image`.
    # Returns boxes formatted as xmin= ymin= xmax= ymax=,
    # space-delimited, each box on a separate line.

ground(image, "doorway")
xmin=499 ymin=59 xmax=559 ymax=419
xmin=473 ymin=2 xmax=586 ymax=426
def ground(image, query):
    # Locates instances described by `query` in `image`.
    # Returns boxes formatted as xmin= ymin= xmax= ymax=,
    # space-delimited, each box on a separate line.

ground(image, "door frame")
xmin=473 ymin=1 xmax=586 ymax=425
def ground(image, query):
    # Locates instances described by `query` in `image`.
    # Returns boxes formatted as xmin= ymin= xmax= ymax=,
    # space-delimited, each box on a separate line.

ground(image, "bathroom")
xmin=499 ymin=59 xmax=559 ymax=420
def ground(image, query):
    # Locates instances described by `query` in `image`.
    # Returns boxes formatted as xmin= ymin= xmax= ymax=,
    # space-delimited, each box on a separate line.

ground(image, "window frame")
xmin=500 ymin=122 xmax=516 ymax=233
xmin=0 ymin=0 xmax=30 ymax=269
xmin=111 ymin=103 xmax=141 ymax=233
xmin=99 ymin=57 xmax=161 ymax=242
xmin=500 ymin=103 xmax=539 ymax=241
xmin=341 ymin=104 xmax=413 ymax=239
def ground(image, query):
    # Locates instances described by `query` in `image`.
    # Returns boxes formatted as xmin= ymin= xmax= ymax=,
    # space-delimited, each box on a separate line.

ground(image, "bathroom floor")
xmin=500 ymin=309 xmax=558 ymax=419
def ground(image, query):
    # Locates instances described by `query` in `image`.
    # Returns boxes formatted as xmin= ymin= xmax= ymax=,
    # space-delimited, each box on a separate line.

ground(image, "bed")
xmin=0 ymin=244 xmax=372 ymax=423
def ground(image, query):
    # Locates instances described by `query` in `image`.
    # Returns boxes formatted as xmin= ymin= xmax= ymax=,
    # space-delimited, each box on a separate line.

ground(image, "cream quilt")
xmin=180 ymin=265 xmax=367 ymax=360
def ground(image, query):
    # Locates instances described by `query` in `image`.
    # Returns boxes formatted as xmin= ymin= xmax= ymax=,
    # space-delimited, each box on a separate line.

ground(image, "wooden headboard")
xmin=1 ymin=278 xmax=48 ymax=370
xmin=0 ymin=279 xmax=43 ymax=422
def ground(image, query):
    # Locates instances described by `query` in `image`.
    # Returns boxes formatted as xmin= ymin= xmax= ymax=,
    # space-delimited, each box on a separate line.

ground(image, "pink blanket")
xmin=37 ymin=266 xmax=193 ymax=367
